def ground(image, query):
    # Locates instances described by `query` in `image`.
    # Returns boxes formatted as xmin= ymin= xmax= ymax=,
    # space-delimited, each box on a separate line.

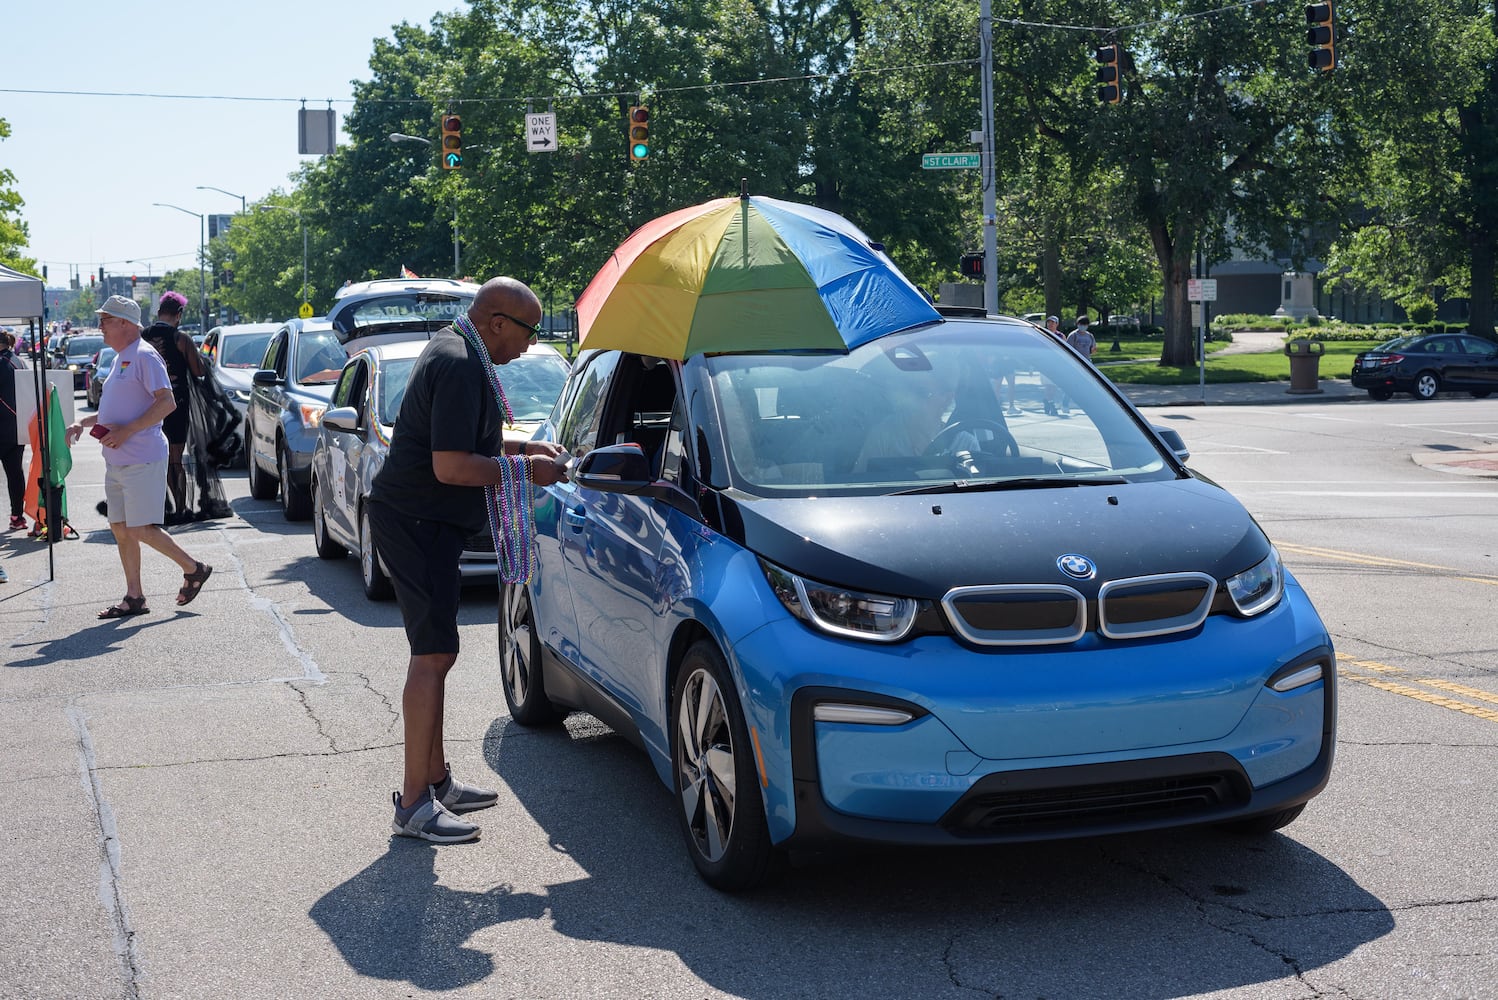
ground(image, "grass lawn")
xmin=1099 ymin=340 xmax=1382 ymax=385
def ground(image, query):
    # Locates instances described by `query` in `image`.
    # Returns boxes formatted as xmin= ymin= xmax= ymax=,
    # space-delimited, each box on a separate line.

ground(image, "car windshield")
xmin=499 ymin=353 xmax=570 ymax=424
xmin=96 ymin=347 xmax=117 ymax=370
xmin=705 ymin=322 xmax=1178 ymax=496
xmin=219 ymin=332 xmax=274 ymax=369
xmin=295 ymin=331 xmax=348 ymax=384
xmin=339 ymin=292 xmax=473 ymax=333
xmin=66 ymin=336 xmax=105 ymax=361
xmin=376 ymin=359 xmax=417 ymax=425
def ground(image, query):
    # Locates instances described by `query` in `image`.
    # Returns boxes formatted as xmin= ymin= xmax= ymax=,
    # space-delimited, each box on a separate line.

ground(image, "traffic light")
xmin=441 ymin=114 xmax=463 ymax=169
xmin=959 ymin=252 xmax=984 ymax=279
xmin=628 ymin=105 xmax=650 ymax=162
xmin=1095 ymin=44 xmax=1122 ymax=104
xmin=1306 ymin=3 xmax=1336 ymax=71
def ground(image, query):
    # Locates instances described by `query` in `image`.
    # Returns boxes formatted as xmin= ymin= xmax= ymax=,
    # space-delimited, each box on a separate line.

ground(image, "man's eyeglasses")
xmin=496 ymin=312 xmax=540 ymax=341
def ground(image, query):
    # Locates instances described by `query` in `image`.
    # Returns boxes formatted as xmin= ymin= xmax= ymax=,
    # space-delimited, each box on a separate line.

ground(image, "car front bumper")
xmin=727 ymin=583 xmax=1335 ymax=848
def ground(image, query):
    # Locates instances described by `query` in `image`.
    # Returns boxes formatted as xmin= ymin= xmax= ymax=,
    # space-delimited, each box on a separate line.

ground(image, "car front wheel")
xmin=311 ymin=476 xmax=347 ymax=560
xmin=246 ymin=422 xmax=279 ymax=500
xmin=498 ymin=583 xmax=565 ymax=726
xmin=359 ymin=505 xmax=393 ymax=601
xmin=1413 ymin=371 xmax=1440 ymax=400
xmin=670 ymin=640 xmax=783 ymax=891
xmin=279 ymin=445 xmax=313 ymax=521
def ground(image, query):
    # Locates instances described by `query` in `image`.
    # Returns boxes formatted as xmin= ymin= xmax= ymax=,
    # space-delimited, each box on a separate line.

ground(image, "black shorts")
xmin=367 ymin=499 xmax=466 ymax=655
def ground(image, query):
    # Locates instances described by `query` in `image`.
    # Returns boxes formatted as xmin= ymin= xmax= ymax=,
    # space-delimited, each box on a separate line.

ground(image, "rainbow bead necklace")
xmin=454 ymin=315 xmax=535 ymax=583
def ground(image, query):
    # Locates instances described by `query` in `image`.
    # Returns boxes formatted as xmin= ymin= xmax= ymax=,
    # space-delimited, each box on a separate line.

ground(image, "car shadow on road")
xmin=312 ymin=714 xmax=1394 ymax=997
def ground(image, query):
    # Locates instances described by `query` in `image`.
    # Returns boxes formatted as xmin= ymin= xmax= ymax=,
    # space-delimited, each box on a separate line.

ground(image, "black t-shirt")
xmin=141 ymin=322 xmax=191 ymax=399
xmin=370 ymin=327 xmax=505 ymax=532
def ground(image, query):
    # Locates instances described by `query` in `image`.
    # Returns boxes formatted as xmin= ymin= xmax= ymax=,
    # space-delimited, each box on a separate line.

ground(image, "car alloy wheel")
xmin=498 ymin=583 xmax=565 ymax=725
xmin=311 ymin=477 xmax=347 ymax=560
xmin=279 ymin=446 xmax=312 ymax=521
xmin=359 ymin=505 xmax=393 ymax=600
xmin=1414 ymin=371 xmax=1440 ymax=400
xmin=670 ymin=640 xmax=781 ymax=890
xmin=246 ymin=423 xmax=278 ymax=500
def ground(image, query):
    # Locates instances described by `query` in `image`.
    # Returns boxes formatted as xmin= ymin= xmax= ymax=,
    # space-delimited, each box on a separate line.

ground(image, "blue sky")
xmin=2 ymin=0 xmax=460 ymax=286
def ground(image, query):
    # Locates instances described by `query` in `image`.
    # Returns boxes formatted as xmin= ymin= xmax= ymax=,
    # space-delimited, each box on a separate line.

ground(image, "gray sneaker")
xmin=391 ymin=791 xmax=480 ymax=843
xmin=433 ymin=765 xmax=499 ymax=814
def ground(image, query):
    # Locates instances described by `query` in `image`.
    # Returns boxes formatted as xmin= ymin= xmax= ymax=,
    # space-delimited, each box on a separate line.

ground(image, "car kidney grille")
xmin=945 ymin=771 xmax=1248 ymax=836
xmin=943 ymin=573 xmax=1218 ymax=646
xmin=943 ymin=586 xmax=1087 ymax=646
xmin=1098 ymin=573 xmax=1216 ymax=639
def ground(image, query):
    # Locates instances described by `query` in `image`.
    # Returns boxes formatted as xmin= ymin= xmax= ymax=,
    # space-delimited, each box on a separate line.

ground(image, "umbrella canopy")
xmin=575 ymin=195 xmax=940 ymax=359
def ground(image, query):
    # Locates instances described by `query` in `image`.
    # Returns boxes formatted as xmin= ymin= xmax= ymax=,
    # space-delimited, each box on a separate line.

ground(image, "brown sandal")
xmin=99 ymin=596 xmax=149 ymax=619
xmin=176 ymin=562 xmax=213 ymax=606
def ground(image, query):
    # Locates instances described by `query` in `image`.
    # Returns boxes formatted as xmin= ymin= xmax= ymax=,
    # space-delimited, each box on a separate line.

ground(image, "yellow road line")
xmin=1276 ymin=542 xmax=1498 ymax=584
xmin=1336 ymin=652 xmax=1498 ymax=724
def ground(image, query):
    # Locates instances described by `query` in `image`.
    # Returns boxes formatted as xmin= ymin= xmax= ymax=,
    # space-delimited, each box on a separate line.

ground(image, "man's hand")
xmin=527 ymin=452 xmax=569 ymax=487
xmin=522 ymin=441 xmax=565 ymax=460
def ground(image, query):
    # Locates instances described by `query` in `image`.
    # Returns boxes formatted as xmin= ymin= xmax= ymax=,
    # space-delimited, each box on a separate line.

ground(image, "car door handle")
xmin=564 ymin=504 xmax=586 ymax=529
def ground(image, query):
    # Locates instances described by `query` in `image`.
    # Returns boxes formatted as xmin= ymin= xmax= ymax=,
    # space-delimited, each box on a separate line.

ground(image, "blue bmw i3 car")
xmin=502 ymin=311 xmax=1335 ymax=890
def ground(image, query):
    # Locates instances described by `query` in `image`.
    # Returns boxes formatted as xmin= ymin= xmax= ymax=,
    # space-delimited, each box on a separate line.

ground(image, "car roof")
xmin=332 ymin=277 xmax=480 ymax=301
xmin=211 ymin=323 xmax=280 ymax=337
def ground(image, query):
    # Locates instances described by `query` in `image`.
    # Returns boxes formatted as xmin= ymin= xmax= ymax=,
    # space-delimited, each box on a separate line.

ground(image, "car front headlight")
xmin=1226 ymin=546 xmax=1284 ymax=616
xmin=760 ymin=559 xmax=916 ymax=642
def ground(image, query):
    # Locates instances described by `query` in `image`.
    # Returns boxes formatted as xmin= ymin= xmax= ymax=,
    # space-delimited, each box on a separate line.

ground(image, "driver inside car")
xmin=854 ymin=369 xmax=985 ymax=474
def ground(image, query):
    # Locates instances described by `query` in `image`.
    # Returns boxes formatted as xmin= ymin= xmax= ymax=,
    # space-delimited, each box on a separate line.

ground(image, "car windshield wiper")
xmin=891 ymin=476 xmax=1128 ymax=496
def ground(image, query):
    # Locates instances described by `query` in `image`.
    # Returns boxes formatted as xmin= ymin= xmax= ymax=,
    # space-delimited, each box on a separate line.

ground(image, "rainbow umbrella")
xmin=576 ymin=195 xmax=940 ymax=359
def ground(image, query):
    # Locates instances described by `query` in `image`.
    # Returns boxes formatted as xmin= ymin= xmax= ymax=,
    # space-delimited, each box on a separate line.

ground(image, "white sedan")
xmin=309 ymin=340 xmax=571 ymax=599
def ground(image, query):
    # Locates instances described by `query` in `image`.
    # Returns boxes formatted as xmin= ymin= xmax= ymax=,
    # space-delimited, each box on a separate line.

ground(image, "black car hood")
xmin=719 ymin=477 xmax=1269 ymax=596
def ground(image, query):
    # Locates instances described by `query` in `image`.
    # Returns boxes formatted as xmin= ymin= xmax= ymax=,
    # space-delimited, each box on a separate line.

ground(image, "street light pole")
xmin=389 ymin=133 xmax=462 ymax=278
xmin=196 ymin=185 xmax=247 ymax=214
xmin=256 ymin=204 xmax=308 ymax=308
xmin=153 ymin=202 xmax=207 ymax=332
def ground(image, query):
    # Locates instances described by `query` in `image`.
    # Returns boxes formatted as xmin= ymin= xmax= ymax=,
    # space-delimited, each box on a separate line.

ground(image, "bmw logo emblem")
xmin=1057 ymin=554 xmax=1096 ymax=580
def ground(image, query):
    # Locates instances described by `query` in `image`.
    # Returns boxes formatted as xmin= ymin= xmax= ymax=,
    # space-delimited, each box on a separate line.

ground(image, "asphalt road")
xmin=1 ymin=394 xmax=1495 ymax=1000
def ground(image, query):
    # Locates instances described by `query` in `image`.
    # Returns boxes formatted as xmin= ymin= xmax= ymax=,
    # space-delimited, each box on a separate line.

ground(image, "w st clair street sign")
xmin=921 ymin=152 xmax=982 ymax=169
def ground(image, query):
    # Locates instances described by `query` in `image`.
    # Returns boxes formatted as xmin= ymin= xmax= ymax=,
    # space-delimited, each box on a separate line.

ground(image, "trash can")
xmin=1285 ymin=338 xmax=1325 ymax=395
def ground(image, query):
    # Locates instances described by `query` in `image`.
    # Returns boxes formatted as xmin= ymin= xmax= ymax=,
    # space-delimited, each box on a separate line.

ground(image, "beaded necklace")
xmin=453 ymin=314 xmax=535 ymax=583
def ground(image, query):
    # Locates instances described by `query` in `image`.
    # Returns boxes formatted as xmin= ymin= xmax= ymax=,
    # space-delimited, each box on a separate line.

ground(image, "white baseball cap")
xmin=95 ymin=295 xmax=143 ymax=329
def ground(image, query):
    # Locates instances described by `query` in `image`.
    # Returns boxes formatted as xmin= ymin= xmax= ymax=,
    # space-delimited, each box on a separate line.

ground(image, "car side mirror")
xmin=252 ymin=369 xmax=282 ymax=386
xmin=322 ymin=406 xmax=359 ymax=433
xmin=1152 ymin=426 xmax=1191 ymax=463
xmin=574 ymin=443 xmax=653 ymax=494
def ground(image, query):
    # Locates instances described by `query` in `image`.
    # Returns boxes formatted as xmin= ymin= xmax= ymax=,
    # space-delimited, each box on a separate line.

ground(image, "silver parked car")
xmin=203 ymin=323 xmax=279 ymax=419
xmin=310 ymin=340 xmax=571 ymax=598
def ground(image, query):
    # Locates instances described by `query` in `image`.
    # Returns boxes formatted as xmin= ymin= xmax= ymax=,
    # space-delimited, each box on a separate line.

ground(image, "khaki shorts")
xmin=104 ymin=460 xmax=167 ymax=528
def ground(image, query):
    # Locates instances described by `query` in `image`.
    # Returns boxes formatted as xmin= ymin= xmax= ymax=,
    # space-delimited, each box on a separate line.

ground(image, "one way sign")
xmin=526 ymin=113 xmax=556 ymax=153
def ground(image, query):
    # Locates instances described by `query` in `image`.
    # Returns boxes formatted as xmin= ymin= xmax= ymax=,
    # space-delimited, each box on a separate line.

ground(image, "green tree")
xmin=0 ymin=117 xmax=39 ymax=276
xmin=1326 ymin=0 xmax=1498 ymax=338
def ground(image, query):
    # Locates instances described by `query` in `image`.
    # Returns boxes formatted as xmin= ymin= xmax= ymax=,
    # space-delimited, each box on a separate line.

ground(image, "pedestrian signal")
xmin=1095 ymin=45 xmax=1122 ymax=104
xmin=628 ymin=106 xmax=650 ymax=162
xmin=1306 ymin=3 xmax=1336 ymax=71
xmin=959 ymin=252 xmax=984 ymax=279
xmin=441 ymin=114 xmax=463 ymax=169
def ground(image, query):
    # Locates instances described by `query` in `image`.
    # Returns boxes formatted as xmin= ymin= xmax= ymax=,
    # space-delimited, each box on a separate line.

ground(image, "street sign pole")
xmin=979 ymin=0 xmax=997 ymax=316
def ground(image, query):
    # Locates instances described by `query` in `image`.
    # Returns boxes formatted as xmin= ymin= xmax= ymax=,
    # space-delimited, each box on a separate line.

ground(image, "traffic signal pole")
xmin=979 ymin=0 xmax=998 ymax=316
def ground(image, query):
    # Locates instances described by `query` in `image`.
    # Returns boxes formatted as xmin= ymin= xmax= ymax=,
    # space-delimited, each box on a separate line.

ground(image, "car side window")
xmin=556 ymin=351 xmax=620 ymax=458
xmin=331 ymin=361 xmax=360 ymax=409
xmin=348 ymin=361 xmax=370 ymax=425
xmin=1458 ymin=336 xmax=1497 ymax=356
xmin=263 ymin=332 xmax=287 ymax=375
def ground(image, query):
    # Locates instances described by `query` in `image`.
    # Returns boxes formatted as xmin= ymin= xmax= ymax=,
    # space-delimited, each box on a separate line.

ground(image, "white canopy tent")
xmin=1 ymin=263 xmax=62 ymax=579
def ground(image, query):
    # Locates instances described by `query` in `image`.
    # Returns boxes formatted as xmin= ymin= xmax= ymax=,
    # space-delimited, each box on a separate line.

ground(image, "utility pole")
xmin=979 ymin=0 xmax=998 ymax=316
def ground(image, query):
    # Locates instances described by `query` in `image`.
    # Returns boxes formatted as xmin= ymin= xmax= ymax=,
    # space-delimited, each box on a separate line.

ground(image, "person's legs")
xmin=166 ymin=441 xmax=187 ymax=516
xmin=108 ymin=521 xmax=145 ymax=600
xmin=401 ymin=652 xmax=457 ymax=809
xmin=1 ymin=444 xmax=25 ymax=521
